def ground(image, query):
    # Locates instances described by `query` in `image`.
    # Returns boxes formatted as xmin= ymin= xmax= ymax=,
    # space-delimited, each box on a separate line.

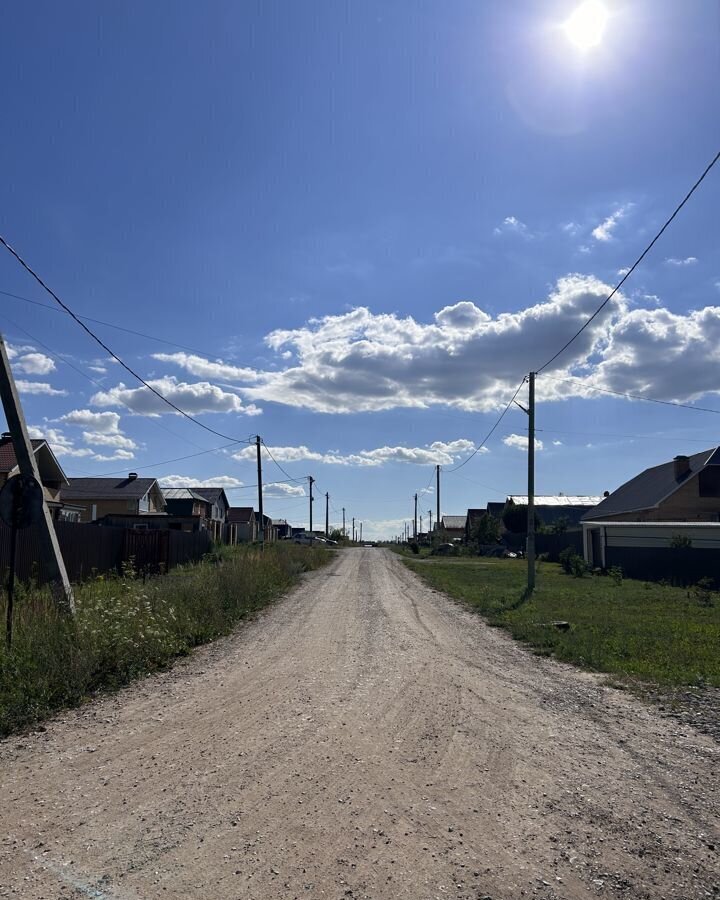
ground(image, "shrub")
xmin=559 ymin=546 xmax=576 ymax=573
xmin=692 ymin=577 xmax=715 ymax=607
xmin=670 ymin=533 xmax=692 ymax=549
xmin=608 ymin=566 xmax=623 ymax=586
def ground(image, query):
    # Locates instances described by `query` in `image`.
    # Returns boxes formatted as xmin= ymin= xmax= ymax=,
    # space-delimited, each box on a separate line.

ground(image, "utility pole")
xmin=342 ymin=507 xmax=346 ymax=538
xmin=352 ymin=516 xmax=355 ymax=542
xmin=325 ymin=491 xmax=329 ymax=537
xmin=527 ymin=371 xmax=536 ymax=592
xmin=413 ymin=493 xmax=418 ymax=540
xmin=359 ymin=522 xmax=363 ymax=542
xmin=0 ymin=334 xmax=74 ymax=610
xmin=436 ymin=464 xmax=441 ymax=533
xmin=308 ymin=476 xmax=315 ymax=538
xmin=428 ymin=509 xmax=433 ymax=534
xmin=256 ymin=435 xmax=264 ymax=548
xmin=420 ymin=513 xmax=423 ymax=535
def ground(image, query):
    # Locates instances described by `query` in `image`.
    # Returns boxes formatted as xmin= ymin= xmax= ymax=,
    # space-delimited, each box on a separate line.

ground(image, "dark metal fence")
xmin=0 ymin=521 xmax=213 ymax=585
xmin=502 ymin=530 xmax=583 ymax=561
xmin=605 ymin=546 xmax=720 ymax=587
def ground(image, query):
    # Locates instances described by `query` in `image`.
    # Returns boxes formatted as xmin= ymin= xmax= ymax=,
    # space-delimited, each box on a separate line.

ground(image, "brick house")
xmin=0 ymin=432 xmax=82 ymax=521
xmin=60 ymin=473 xmax=166 ymax=523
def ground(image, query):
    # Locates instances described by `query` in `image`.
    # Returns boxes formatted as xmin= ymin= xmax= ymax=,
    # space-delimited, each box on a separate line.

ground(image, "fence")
xmin=502 ymin=530 xmax=583 ymax=561
xmin=604 ymin=545 xmax=720 ymax=587
xmin=0 ymin=521 xmax=213 ymax=585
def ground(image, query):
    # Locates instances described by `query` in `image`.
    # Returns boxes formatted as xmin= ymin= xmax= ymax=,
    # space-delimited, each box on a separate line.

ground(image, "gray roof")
xmin=190 ymin=487 xmax=228 ymax=505
xmin=162 ymin=488 xmax=209 ymax=502
xmin=227 ymin=506 xmax=255 ymax=524
xmin=508 ymin=495 xmax=602 ymax=507
xmin=442 ymin=515 xmax=467 ymax=529
xmin=581 ymin=448 xmax=720 ymax=520
xmin=62 ymin=477 xmax=158 ymax=501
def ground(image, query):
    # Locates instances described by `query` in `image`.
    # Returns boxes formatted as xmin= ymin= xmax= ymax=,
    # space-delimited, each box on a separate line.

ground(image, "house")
xmin=272 ymin=518 xmax=292 ymax=540
xmin=228 ymin=507 xmax=257 ymax=542
xmin=162 ymin=488 xmax=212 ymax=520
xmin=439 ymin=515 xmax=467 ymax=542
xmin=190 ymin=487 xmax=230 ymax=541
xmin=582 ymin=449 xmax=720 ymax=524
xmin=488 ymin=495 xmax=602 ymax=529
xmin=60 ymin=474 xmax=166 ymax=523
xmin=255 ymin=512 xmax=277 ymax=543
xmin=0 ymin=432 xmax=82 ymax=521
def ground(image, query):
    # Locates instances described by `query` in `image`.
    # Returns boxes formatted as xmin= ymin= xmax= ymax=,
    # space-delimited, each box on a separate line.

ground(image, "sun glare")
xmin=563 ymin=0 xmax=609 ymax=50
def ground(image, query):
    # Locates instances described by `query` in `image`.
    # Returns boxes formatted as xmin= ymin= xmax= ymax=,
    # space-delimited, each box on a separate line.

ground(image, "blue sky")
xmin=1 ymin=0 xmax=719 ymax=538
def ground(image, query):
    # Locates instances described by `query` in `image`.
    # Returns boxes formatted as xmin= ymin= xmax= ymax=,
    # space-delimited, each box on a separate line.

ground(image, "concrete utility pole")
xmin=436 ymin=464 xmax=441 ymax=534
xmin=0 ymin=334 xmax=74 ymax=610
xmin=342 ymin=507 xmax=346 ymax=538
xmin=359 ymin=522 xmax=363 ymax=542
xmin=308 ymin=476 xmax=315 ymax=538
xmin=527 ymin=372 xmax=536 ymax=593
xmin=256 ymin=435 xmax=264 ymax=548
xmin=428 ymin=509 xmax=433 ymax=534
xmin=325 ymin=492 xmax=329 ymax=537
xmin=352 ymin=516 xmax=355 ymax=542
xmin=413 ymin=493 xmax=418 ymax=540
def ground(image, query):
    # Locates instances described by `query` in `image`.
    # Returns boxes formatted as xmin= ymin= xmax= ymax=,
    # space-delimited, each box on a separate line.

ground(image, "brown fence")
xmin=0 ymin=521 xmax=213 ymax=585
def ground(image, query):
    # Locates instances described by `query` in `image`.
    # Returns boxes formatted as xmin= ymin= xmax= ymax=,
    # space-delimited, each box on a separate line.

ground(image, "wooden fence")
xmin=0 ymin=521 xmax=213 ymax=585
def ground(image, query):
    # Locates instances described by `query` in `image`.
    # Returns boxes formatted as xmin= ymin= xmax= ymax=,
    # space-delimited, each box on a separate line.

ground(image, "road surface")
xmin=1 ymin=549 xmax=717 ymax=899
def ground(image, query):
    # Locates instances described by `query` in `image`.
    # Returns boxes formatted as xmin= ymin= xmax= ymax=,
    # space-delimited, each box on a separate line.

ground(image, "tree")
xmin=469 ymin=514 xmax=501 ymax=547
xmin=501 ymin=501 xmax=540 ymax=534
xmin=549 ymin=515 xmax=570 ymax=534
xmin=329 ymin=529 xmax=346 ymax=543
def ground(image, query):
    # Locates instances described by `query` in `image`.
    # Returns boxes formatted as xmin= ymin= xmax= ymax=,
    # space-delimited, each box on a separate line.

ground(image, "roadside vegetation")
xmin=403 ymin=555 xmax=720 ymax=687
xmin=0 ymin=543 xmax=328 ymax=736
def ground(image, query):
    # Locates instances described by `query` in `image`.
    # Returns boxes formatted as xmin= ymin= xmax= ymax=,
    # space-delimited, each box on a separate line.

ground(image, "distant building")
xmin=60 ymin=473 xmax=166 ymax=523
xmin=272 ymin=518 xmax=292 ymax=540
xmin=439 ymin=515 xmax=467 ymax=542
xmin=228 ymin=507 xmax=257 ymax=542
xmin=487 ymin=495 xmax=602 ymax=529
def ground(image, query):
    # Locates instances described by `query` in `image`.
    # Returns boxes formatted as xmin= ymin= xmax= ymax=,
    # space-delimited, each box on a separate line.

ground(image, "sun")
xmin=563 ymin=0 xmax=609 ymax=50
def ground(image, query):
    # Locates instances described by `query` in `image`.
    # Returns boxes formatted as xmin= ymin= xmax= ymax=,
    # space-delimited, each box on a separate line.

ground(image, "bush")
xmin=692 ymin=577 xmax=715 ymax=607
xmin=559 ymin=546 xmax=589 ymax=578
xmin=502 ymin=502 xmax=541 ymax=534
xmin=670 ymin=533 xmax=693 ymax=549
xmin=608 ymin=566 xmax=623 ymax=586
xmin=410 ymin=542 xmax=420 ymax=555
xmin=559 ymin=546 xmax=576 ymax=573
xmin=0 ymin=543 xmax=329 ymax=736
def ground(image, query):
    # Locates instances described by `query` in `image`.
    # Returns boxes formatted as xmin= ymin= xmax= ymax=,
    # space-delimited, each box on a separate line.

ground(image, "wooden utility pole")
xmin=308 ymin=476 xmax=315 ymax=537
xmin=352 ymin=516 xmax=355 ymax=542
xmin=527 ymin=371 xmax=536 ymax=593
xmin=359 ymin=522 xmax=363 ymax=542
xmin=0 ymin=334 xmax=74 ymax=610
xmin=428 ymin=509 xmax=433 ymax=534
xmin=413 ymin=493 xmax=418 ymax=540
xmin=436 ymin=465 xmax=441 ymax=533
xmin=325 ymin=492 xmax=329 ymax=537
xmin=342 ymin=507 xmax=346 ymax=537
xmin=256 ymin=435 xmax=264 ymax=548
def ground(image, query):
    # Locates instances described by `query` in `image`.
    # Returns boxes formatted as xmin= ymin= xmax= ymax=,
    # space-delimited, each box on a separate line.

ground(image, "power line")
xmin=260 ymin=440 xmax=307 ymax=483
xmin=532 ymin=426 xmax=720 ymax=444
xmin=0 ymin=288 xmax=221 ymax=358
xmin=0 ymin=309 xmax=250 ymax=455
xmin=444 ymin=377 xmax=527 ymax=473
xmin=0 ymin=234 xmax=254 ymax=443
xmin=541 ymin=374 xmax=720 ymax=414
xmin=87 ymin=440 xmax=250 ymax=477
xmin=537 ymin=148 xmax=720 ymax=374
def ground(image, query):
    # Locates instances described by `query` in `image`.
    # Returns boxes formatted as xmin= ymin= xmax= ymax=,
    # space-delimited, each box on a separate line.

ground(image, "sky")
xmin=1 ymin=0 xmax=719 ymax=539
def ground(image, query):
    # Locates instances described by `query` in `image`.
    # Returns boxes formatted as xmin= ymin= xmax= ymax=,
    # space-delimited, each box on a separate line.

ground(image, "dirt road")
xmin=1 ymin=549 xmax=717 ymax=899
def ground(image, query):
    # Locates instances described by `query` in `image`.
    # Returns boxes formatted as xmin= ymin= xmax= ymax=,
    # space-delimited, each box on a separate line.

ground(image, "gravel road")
xmin=1 ymin=549 xmax=718 ymax=900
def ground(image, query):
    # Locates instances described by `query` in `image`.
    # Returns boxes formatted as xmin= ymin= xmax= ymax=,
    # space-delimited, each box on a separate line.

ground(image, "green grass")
xmin=403 ymin=557 xmax=720 ymax=687
xmin=0 ymin=543 xmax=329 ymax=736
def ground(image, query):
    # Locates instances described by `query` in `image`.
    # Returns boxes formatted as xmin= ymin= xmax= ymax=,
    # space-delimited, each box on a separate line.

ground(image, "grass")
xmin=403 ymin=556 xmax=720 ymax=687
xmin=0 ymin=542 xmax=329 ymax=737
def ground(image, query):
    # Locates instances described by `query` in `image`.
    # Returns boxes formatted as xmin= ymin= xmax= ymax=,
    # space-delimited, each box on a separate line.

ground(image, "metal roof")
xmin=583 ymin=520 xmax=720 ymax=528
xmin=581 ymin=448 xmax=719 ymax=520
xmin=441 ymin=515 xmax=467 ymax=529
xmin=508 ymin=495 xmax=602 ymax=506
xmin=227 ymin=506 xmax=255 ymax=524
xmin=162 ymin=488 xmax=209 ymax=502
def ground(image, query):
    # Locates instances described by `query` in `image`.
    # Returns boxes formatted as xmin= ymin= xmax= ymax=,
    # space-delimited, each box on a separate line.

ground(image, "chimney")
xmin=128 ymin=472 xmax=138 ymax=481
xmin=673 ymin=455 xmax=690 ymax=481
xmin=1 ymin=432 xmax=11 ymax=440
xmin=603 ymin=490 xmax=610 ymax=498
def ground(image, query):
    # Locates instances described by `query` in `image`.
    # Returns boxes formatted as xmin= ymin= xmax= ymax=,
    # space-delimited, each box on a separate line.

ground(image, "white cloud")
xmin=265 ymin=482 xmax=306 ymax=498
xmin=240 ymin=275 xmax=623 ymax=413
xmin=13 ymin=352 xmax=56 ymax=375
xmin=16 ymin=381 xmax=66 ymax=396
xmin=82 ymin=431 xmax=138 ymax=451
xmin=151 ymin=352 xmax=259 ymax=382
xmin=90 ymin=376 xmax=262 ymax=417
xmin=233 ymin=438 xmax=478 ymax=468
xmin=665 ymin=256 xmax=698 ymax=266
xmin=493 ymin=215 xmax=529 ymax=236
xmin=88 ymin=365 xmax=108 ymax=375
xmin=93 ymin=449 xmax=135 ymax=462
xmin=552 ymin=440 xmax=563 ymax=446
xmin=159 ymin=475 xmax=245 ymax=489
xmin=27 ymin=426 xmax=94 ymax=458
xmin=503 ymin=434 xmax=544 ymax=452
xmin=59 ymin=409 xmax=122 ymax=434
xmin=617 ymin=267 xmax=630 ymax=276
xmin=592 ymin=204 xmax=632 ymax=242
xmin=562 ymin=222 xmax=580 ymax=235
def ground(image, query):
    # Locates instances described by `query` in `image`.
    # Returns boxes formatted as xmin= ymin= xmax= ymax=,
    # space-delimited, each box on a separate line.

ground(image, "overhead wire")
xmin=0 ymin=287 xmax=222 ymax=358
xmin=536 ymin=148 xmax=720 ymax=374
xmin=541 ymin=374 xmax=720 ymax=414
xmin=0 ymin=234 xmax=254 ymax=443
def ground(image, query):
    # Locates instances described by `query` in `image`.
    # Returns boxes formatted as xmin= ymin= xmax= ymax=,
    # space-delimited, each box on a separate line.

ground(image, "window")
xmin=138 ymin=495 xmax=150 ymax=513
xmin=698 ymin=468 xmax=720 ymax=498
